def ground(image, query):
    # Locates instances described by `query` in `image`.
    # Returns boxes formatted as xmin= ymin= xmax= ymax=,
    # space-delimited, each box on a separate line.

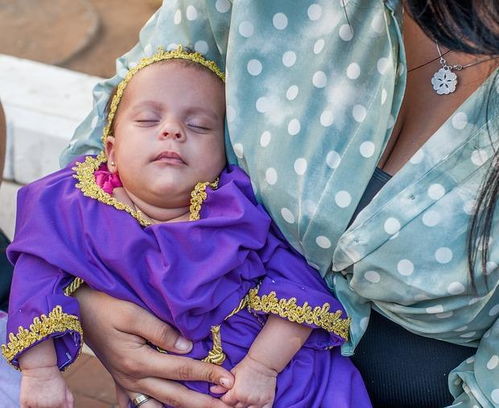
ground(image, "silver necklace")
xmin=431 ymin=42 xmax=498 ymax=95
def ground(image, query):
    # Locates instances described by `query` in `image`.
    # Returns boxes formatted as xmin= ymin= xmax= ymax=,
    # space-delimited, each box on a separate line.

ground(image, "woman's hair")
xmin=406 ymin=0 xmax=498 ymax=288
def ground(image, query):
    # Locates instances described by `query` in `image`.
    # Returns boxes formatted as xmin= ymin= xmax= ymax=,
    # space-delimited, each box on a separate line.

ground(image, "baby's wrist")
xmin=20 ymin=363 xmax=60 ymax=377
xmin=244 ymin=353 xmax=279 ymax=376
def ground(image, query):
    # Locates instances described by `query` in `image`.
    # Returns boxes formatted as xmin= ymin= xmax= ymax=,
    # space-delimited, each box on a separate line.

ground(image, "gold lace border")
xmin=247 ymin=288 xmax=350 ymax=341
xmin=1 ymin=305 xmax=83 ymax=369
xmin=73 ymin=153 xmax=218 ymax=226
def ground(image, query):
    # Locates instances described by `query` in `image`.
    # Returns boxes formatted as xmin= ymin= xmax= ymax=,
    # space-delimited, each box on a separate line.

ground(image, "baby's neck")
xmin=113 ymin=187 xmax=190 ymax=224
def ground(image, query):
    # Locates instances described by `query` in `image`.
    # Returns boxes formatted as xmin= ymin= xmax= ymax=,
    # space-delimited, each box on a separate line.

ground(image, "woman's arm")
xmin=75 ymin=287 xmax=234 ymax=408
xmin=448 ymin=316 xmax=499 ymax=407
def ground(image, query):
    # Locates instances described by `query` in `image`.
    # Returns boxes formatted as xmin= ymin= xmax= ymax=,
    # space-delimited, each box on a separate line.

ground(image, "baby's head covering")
xmin=101 ymin=45 xmax=225 ymax=146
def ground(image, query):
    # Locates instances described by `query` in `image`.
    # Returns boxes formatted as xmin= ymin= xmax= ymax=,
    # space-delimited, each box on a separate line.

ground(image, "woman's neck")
xmin=113 ymin=187 xmax=190 ymax=224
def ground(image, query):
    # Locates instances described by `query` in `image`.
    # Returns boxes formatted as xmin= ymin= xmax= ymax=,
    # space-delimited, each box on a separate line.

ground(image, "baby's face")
xmin=106 ymin=61 xmax=226 ymax=209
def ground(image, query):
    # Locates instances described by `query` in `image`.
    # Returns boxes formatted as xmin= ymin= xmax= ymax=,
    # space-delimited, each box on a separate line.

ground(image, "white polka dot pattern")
xmin=313 ymin=39 xmax=325 ymax=54
xmin=215 ymin=0 xmax=231 ymax=13
xmin=315 ymin=236 xmax=331 ymax=249
xmin=339 ymin=24 xmax=353 ymax=41
xmin=397 ymin=259 xmax=414 ymax=276
xmin=186 ymin=5 xmax=198 ymax=21
xmin=312 ymin=71 xmax=327 ymax=88
xmin=286 ymin=85 xmax=299 ymax=101
xmin=239 ymin=21 xmax=254 ymax=37
xmin=282 ymin=51 xmax=297 ymax=67
xmin=247 ymin=59 xmax=262 ymax=76
xmin=294 ymin=158 xmax=307 ymax=175
xmin=335 ymin=191 xmax=351 ymax=208
xmin=281 ymin=208 xmax=295 ymax=224
xmin=273 ymin=13 xmax=288 ymax=30
xmin=288 ymin=119 xmax=301 ymax=135
xmin=308 ymin=4 xmax=322 ymax=21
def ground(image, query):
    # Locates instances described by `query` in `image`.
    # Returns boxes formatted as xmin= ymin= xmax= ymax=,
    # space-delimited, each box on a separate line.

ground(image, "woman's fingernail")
xmin=219 ymin=377 xmax=231 ymax=387
xmin=175 ymin=338 xmax=192 ymax=351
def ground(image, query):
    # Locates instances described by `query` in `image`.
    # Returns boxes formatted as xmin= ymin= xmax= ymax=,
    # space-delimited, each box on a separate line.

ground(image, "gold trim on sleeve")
xmin=247 ymin=288 xmax=351 ymax=341
xmin=1 ymin=305 xmax=83 ymax=368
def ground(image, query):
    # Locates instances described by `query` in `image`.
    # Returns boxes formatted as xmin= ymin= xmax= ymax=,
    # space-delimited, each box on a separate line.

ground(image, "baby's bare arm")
xmin=247 ymin=314 xmax=312 ymax=373
xmin=19 ymin=339 xmax=74 ymax=408
xmin=218 ymin=315 xmax=312 ymax=408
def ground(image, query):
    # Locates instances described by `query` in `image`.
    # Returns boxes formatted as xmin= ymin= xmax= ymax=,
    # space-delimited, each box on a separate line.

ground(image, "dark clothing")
xmin=350 ymin=168 xmax=474 ymax=408
xmin=0 ymin=229 xmax=12 ymax=311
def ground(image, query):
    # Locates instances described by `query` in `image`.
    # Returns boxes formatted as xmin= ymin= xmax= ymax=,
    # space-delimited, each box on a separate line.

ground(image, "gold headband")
xmin=101 ymin=45 xmax=225 ymax=146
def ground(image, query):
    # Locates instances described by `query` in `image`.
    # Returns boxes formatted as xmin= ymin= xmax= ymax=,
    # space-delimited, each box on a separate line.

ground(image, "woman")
xmin=58 ymin=0 xmax=497 ymax=407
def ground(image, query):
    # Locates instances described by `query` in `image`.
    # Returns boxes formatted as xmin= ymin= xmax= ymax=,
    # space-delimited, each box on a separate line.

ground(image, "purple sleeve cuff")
xmin=247 ymin=276 xmax=350 ymax=349
xmin=2 ymin=294 xmax=82 ymax=371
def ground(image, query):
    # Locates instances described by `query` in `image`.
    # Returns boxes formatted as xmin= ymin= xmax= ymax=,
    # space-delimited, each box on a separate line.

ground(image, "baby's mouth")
xmin=153 ymin=150 xmax=186 ymax=165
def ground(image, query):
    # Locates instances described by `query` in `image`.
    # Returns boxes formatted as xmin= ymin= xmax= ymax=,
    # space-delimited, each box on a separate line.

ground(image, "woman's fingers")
xmin=137 ymin=376 xmax=233 ymax=408
xmin=77 ymin=287 xmax=193 ymax=354
xmin=138 ymin=346 xmax=234 ymax=387
xmin=75 ymin=288 xmax=235 ymax=404
xmin=123 ymin=303 xmax=192 ymax=354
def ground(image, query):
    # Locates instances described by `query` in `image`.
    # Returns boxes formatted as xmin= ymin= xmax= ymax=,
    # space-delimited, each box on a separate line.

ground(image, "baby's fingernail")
xmin=174 ymin=337 xmax=192 ymax=351
xmin=219 ymin=377 xmax=231 ymax=387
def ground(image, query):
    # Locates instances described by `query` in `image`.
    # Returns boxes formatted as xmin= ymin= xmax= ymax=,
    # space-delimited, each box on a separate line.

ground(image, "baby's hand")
xmin=218 ymin=356 xmax=277 ymax=408
xmin=20 ymin=366 xmax=73 ymax=408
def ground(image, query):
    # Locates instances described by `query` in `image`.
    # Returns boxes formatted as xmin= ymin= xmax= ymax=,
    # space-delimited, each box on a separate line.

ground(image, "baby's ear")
xmin=105 ymin=136 xmax=118 ymax=173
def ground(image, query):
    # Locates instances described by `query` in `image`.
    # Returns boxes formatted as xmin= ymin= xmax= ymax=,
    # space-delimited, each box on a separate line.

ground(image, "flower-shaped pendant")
xmin=431 ymin=67 xmax=458 ymax=95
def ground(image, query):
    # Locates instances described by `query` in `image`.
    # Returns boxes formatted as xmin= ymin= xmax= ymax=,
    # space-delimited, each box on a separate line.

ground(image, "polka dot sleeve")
xmin=448 ymin=317 xmax=499 ymax=408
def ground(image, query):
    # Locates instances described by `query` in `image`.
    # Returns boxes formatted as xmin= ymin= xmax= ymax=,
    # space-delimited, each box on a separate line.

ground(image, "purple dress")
xmin=2 ymin=156 xmax=371 ymax=407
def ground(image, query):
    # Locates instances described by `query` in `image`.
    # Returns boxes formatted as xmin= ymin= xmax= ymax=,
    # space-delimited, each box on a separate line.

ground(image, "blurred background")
xmin=1 ymin=0 xmax=161 ymax=78
xmin=0 ymin=1 xmax=161 ymax=406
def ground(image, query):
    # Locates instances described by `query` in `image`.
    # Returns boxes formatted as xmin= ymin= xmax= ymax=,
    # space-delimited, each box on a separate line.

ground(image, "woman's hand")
xmin=75 ymin=286 xmax=234 ymax=408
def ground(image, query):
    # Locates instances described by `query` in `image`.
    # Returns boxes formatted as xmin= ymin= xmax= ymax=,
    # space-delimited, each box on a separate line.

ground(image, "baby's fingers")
xmin=64 ymin=388 xmax=74 ymax=408
xmin=210 ymin=384 xmax=229 ymax=394
xmin=142 ymin=398 xmax=163 ymax=407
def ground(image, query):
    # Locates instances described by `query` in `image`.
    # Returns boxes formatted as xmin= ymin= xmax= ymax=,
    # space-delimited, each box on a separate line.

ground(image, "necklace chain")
xmin=407 ymin=49 xmax=449 ymax=73
xmin=435 ymin=42 xmax=498 ymax=72
xmin=430 ymin=41 xmax=498 ymax=95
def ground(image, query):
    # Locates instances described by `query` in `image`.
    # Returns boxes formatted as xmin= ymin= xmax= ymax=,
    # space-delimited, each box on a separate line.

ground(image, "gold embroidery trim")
xmin=189 ymin=179 xmax=219 ymax=221
xmin=73 ymin=152 xmax=152 ymax=227
xmin=63 ymin=277 xmax=85 ymax=296
xmin=202 ymin=295 xmax=250 ymax=365
xmin=73 ymin=153 xmax=219 ymax=226
xmin=1 ymin=305 xmax=83 ymax=369
xmin=102 ymin=45 xmax=225 ymax=145
xmin=247 ymin=288 xmax=351 ymax=341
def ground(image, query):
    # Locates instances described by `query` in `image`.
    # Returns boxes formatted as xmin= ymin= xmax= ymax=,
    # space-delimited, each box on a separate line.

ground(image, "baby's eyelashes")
xmin=187 ymin=123 xmax=211 ymax=131
xmin=135 ymin=119 xmax=159 ymax=126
